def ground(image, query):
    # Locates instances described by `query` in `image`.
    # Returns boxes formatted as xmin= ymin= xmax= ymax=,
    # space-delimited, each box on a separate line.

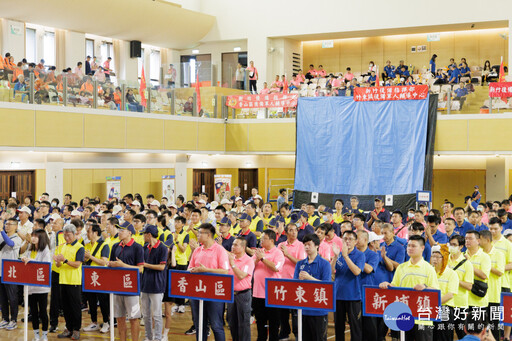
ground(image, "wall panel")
xmin=432 ymin=169 xmax=486 ymax=210
xmin=0 ymin=108 xmax=34 ymax=147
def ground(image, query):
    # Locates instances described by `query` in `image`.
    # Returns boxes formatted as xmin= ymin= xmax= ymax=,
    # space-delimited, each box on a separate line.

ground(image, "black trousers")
xmin=433 ymin=306 xmax=454 ymax=341
xmin=61 ymin=285 xmax=82 ymax=332
xmin=279 ymin=308 xmax=297 ymax=338
xmin=0 ymin=282 xmax=18 ymax=322
xmin=406 ymin=324 xmax=433 ymax=341
xmin=85 ymin=291 xmax=109 ymax=324
xmin=29 ymin=293 xmax=48 ymax=331
xmin=302 ymin=314 xmax=327 ymax=341
xmin=253 ymin=297 xmax=279 ymax=341
xmin=362 ymin=315 xmax=378 ymax=341
xmin=488 ymin=303 xmax=501 ymax=341
xmin=49 ymin=272 xmax=61 ymax=327
xmin=236 ymin=81 xmax=244 ymax=90
xmin=249 ymin=80 xmax=257 ymax=94
xmin=335 ymin=300 xmax=362 ymax=341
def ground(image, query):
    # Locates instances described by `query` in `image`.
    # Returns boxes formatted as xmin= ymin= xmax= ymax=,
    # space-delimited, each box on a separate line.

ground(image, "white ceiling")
xmin=0 ymin=0 xmax=215 ymax=49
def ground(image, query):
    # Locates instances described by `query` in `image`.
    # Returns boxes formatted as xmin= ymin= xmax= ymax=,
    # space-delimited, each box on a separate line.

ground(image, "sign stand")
xmin=24 ymin=286 xmax=28 ymax=341
xmin=297 ymin=309 xmax=302 ymax=341
xmin=401 ymin=330 xmax=405 ymax=341
xmin=109 ymin=294 xmax=114 ymax=341
xmin=198 ymin=300 xmax=204 ymax=341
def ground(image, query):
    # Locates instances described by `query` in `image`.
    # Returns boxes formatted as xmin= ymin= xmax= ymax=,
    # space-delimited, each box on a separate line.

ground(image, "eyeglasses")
xmin=343 ymin=237 xmax=356 ymax=241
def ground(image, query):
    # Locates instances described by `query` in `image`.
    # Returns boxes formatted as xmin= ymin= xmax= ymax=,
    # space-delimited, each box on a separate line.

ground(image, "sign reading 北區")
xmin=1 ymin=259 xmax=51 ymax=287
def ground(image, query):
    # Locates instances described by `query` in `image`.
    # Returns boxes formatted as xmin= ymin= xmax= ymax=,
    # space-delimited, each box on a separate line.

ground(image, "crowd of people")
xmin=0 ymin=184 xmax=509 ymax=341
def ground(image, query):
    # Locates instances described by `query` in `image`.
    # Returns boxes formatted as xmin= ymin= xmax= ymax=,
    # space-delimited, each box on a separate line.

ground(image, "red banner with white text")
xmin=226 ymin=94 xmax=298 ymax=109
xmin=354 ymin=85 xmax=429 ymax=102
xmin=489 ymin=82 xmax=512 ymax=98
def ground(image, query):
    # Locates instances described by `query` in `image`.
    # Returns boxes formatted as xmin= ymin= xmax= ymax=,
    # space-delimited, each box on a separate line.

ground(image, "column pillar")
xmin=485 ymin=156 xmax=509 ymax=202
xmin=175 ymin=154 xmax=189 ymax=200
xmin=45 ymin=154 xmax=64 ymax=202
xmin=248 ymin=35 xmax=268 ymax=91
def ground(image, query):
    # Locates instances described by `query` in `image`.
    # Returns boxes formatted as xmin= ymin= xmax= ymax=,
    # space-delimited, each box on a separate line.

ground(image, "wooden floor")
xmin=3 ymin=304 xmax=343 ymax=340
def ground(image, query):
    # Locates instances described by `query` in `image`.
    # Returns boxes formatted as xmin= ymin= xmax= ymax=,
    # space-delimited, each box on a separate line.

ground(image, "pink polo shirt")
xmin=344 ymin=73 xmax=354 ymax=81
xmin=229 ymin=254 xmax=255 ymax=291
xmin=331 ymin=78 xmax=341 ymax=88
xmin=247 ymin=66 xmax=257 ymax=80
xmin=296 ymin=74 xmax=305 ymax=83
xmin=323 ymin=235 xmax=344 ymax=261
xmin=394 ymin=224 xmax=408 ymax=239
xmin=188 ymin=242 xmax=229 ymax=271
xmin=260 ymin=88 xmax=270 ymax=94
xmin=252 ymin=246 xmax=285 ymax=298
xmin=278 ymin=239 xmax=306 ymax=279
xmin=317 ymin=69 xmax=326 ymax=77
xmin=319 ymin=240 xmax=331 ymax=261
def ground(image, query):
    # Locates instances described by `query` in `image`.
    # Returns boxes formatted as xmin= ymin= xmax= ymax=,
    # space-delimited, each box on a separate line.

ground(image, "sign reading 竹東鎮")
xmin=106 ymin=176 xmax=121 ymax=200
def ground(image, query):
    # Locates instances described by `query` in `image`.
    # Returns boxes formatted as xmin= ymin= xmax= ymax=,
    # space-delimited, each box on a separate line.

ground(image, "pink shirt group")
xmin=247 ymin=66 xmax=257 ymax=80
xmin=394 ymin=224 xmax=408 ymax=239
xmin=278 ymin=239 xmax=306 ymax=279
xmin=252 ymin=247 xmax=285 ymax=298
xmin=321 ymin=235 xmax=344 ymax=261
xmin=229 ymin=254 xmax=255 ymax=291
xmin=188 ymin=242 xmax=229 ymax=271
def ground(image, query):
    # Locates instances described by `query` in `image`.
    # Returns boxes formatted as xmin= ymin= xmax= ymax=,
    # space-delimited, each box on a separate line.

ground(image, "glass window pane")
xmin=86 ymin=39 xmax=94 ymax=58
xmin=43 ymin=32 xmax=55 ymax=66
xmin=25 ymin=28 xmax=36 ymax=63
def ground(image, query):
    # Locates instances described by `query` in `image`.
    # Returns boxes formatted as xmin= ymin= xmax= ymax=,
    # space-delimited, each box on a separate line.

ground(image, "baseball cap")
xmin=142 ymin=224 xmax=158 ymax=236
xmin=221 ymin=199 xmax=232 ymax=205
xmin=254 ymin=195 xmax=262 ymax=200
xmin=210 ymin=201 xmax=219 ymax=210
xmin=49 ymin=213 xmax=61 ymax=221
xmin=268 ymin=218 xmax=277 ymax=228
xmin=235 ymin=197 xmax=243 ymax=202
xmin=504 ymin=229 xmax=512 ymax=237
xmin=320 ymin=207 xmax=333 ymax=214
xmin=374 ymin=196 xmax=384 ymax=202
xmin=167 ymin=203 xmax=177 ymax=209
xmin=239 ymin=213 xmax=252 ymax=222
xmin=474 ymin=185 xmax=479 ymax=189
xmin=116 ymin=221 xmax=136 ymax=234
xmin=298 ymin=210 xmax=308 ymax=219
xmin=219 ymin=216 xmax=231 ymax=226
xmin=431 ymin=244 xmax=441 ymax=254
xmin=17 ymin=206 xmax=32 ymax=215
xmin=71 ymin=210 xmax=81 ymax=217
xmin=150 ymin=200 xmax=160 ymax=207
xmin=289 ymin=213 xmax=299 ymax=224
xmin=368 ymin=231 xmax=383 ymax=243
xmin=275 ymin=215 xmax=285 ymax=224
xmin=112 ymin=205 xmax=122 ymax=215
xmin=131 ymin=200 xmax=141 ymax=207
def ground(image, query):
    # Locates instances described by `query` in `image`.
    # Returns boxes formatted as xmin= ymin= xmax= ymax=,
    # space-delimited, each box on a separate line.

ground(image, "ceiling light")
xmin=192 ymin=49 xmax=199 ymax=54
xmin=233 ymin=47 xmax=241 ymax=52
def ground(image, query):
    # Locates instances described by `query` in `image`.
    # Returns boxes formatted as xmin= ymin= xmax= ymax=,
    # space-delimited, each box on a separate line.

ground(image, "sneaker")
xmin=57 ymin=329 xmax=72 ymax=338
xmin=100 ymin=322 xmax=109 ymax=334
xmin=207 ymin=329 xmax=211 ymax=337
xmin=71 ymin=331 xmax=80 ymax=340
xmin=41 ymin=334 xmax=48 ymax=341
xmin=162 ymin=335 xmax=168 ymax=341
xmin=178 ymin=305 xmax=186 ymax=313
xmin=140 ymin=318 xmax=145 ymax=326
xmin=49 ymin=325 xmax=58 ymax=333
xmin=0 ymin=320 xmax=9 ymax=329
xmin=184 ymin=325 xmax=196 ymax=335
xmin=32 ymin=330 xmax=40 ymax=341
xmin=83 ymin=323 xmax=99 ymax=332
xmin=279 ymin=335 xmax=290 ymax=341
xmin=6 ymin=321 xmax=17 ymax=330
xmin=171 ymin=305 xmax=178 ymax=313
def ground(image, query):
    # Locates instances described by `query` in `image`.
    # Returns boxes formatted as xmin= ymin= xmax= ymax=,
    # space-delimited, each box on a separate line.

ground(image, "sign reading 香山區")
xmin=168 ymin=270 xmax=234 ymax=303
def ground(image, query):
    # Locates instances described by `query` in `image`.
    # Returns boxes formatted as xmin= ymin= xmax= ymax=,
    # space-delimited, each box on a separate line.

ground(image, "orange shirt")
xmin=0 ymin=58 xmax=5 ymax=69
xmin=113 ymin=92 xmax=121 ymax=105
xmin=13 ymin=67 xmax=23 ymax=81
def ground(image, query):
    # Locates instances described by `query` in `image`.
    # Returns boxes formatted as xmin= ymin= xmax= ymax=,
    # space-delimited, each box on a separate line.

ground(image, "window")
xmin=150 ymin=50 xmax=161 ymax=85
xmin=100 ymin=42 xmax=115 ymax=81
xmin=25 ymin=28 xmax=36 ymax=63
xmin=43 ymin=31 xmax=55 ymax=66
xmin=138 ymin=48 xmax=145 ymax=79
xmin=85 ymin=39 xmax=94 ymax=58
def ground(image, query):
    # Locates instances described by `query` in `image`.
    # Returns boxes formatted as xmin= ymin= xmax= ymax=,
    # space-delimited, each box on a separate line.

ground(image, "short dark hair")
xmin=426 ymin=215 xmax=440 ymax=225
xmin=91 ymin=224 xmax=102 ymax=237
xmin=263 ymin=229 xmax=276 ymax=243
xmin=133 ymin=214 xmax=146 ymax=223
xmin=335 ymin=199 xmax=344 ymax=205
xmin=70 ymin=218 xmax=83 ymax=229
xmin=234 ymin=236 xmax=247 ymax=248
xmin=146 ymin=210 xmax=158 ymax=219
xmin=466 ymin=230 xmax=480 ymax=239
xmin=315 ymin=223 xmax=331 ymax=234
xmin=453 ymin=207 xmax=465 ymax=214
xmin=410 ymin=222 xmax=425 ymax=231
xmin=498 ymin=209 xmax=508 ymax=217
xmin=279 ymin=188 xmax=287 ymax=195
xmin=354 ymin=213 xmax=366 ymax=221
xmin=247 ymin=202 xmax=257 ymax=210
xmin=108 ymin=217 xmax=119 ymax=226
xmin=342 ymin=230 xmax=357 ymax=240
xmin=479 ymin=229 xmax=492 ymax=240
xmin=449 ymin=234 xmax=465 ymax=247
xmin=408 ymin=234 xmax=425 ymax=246
xmin=488 ymin=217 xmax=501 ymax=226
xmin=175 ymin=216 xmax=186 ymax=225
xmin=199 ymin=223 xmax=216 ymax=237
xmin=392 ymin=210 xmax=403 ymax=219
xmin=215 ymin=206 xmax=227 ymax=214
xmin=307 ymin=202 xmax=317 ymax=208
xmin=191 ymin=209 xmax=201 ymax=215
xmin=302 ymin=233 xmax=320 ymax=247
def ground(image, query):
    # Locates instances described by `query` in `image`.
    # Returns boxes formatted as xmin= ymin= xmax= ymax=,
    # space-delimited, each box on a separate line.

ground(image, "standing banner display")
xmin=214 ymin=174 xmax=232 ymax=202
xmin=489 ymin=82 xmax=512 ymax=98
xmin=353 ymin=85 xmax=429 ymax=102
xmin=226 ymin=93 xmax=298 ymax=109
xmin=162 ymin=175 xmax=176 ymax=204
xmin=265 ymin=278 xmax=335 ymax=341
xmin=82 ymin=266 xmax=140 ymax=341
xmin=2 ymin=259 xmax=51 ymax=341
xmin=106 ymin=176 xmax=121 ymax=200
xmin=168 ymin=270 xmax=234 ymax=341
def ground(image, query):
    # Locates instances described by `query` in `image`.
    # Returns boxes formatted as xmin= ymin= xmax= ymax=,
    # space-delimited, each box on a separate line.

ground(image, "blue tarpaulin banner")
xmin=294 ymin=96 xmax=429 ymax=195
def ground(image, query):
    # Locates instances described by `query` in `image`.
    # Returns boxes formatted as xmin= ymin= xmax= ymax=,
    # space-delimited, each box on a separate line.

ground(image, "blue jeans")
xmin=191 ymin=299 xmax=225 ymax=341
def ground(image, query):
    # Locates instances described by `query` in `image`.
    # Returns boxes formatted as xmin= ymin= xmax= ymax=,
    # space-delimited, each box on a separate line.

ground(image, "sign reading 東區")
xmin=82 ymin=266 xmax=140 ymax=295
xmin=1 ymin=259 xmax=51 ymax=287
xmin=265 ymin=278 xmax=335 ymax=312
xmin=489 ymin=82 xmax=512 ymax=98
xmin=363 ymin=286 xmax=441 ymax=321
xmin=354 ymin=85 xmax=429 ymax=102
xmin=168 ymin=270 xmax=234 ymax=303
xmin=226 ymin=94 xmax=298 ymax=109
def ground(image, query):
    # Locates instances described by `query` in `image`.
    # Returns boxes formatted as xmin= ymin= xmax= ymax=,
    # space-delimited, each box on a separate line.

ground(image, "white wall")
xmin=65 ymin=31 xmax=85 ymax=70
xmin=1 ymin=19 xmax=25 ymax=61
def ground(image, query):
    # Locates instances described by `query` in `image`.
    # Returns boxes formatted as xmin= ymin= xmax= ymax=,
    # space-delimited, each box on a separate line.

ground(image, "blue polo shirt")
xmin=449 ymin=68 xmax=460 ymax=83
xmin=384 ymin=65 xmax=395 ymax=78
xmin=404 ymin=240 xmax=431 ymax=263
xmin=141 ymin=240 xmax=168 ymax=293
xmin=368 ymin=75 xmax=376 ymax=82
xmin=110 ymin=238 xmax=144 ymax=266
xmin=360 ymin=248 xmax=379 ymax=287
xmin=297 ymin=224 xmax=315 ymax=242
xmin=475 ymin=224 xmax=488 ymax=232
xmin=375 ymin=239 xmax=405 ymax=284
xmin=429 ymin=60 xmax=436 ymax=73
xmin=221 ymin=234 xmax=235 ymax=251
xmin=502 ymin=218 xmax=512 ymax=233
xmin=294 ymin=254 xmax=332 ymax=316
xmin=237 ymin=229 xmax=257 ymax=249
xmin=454 ymin=220 xmax=473 ymax=236
xmin=366 ymin=209 xmax=391 ymax=224
xmin=334 ymin=248 xmax=365 ymax=301
xmin=428 ymin=230 xmax=448 ymax=246
xmin=401 ymin=70 xmax=410 ymax=77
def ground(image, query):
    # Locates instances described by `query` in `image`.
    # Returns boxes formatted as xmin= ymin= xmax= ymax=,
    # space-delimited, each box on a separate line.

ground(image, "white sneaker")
xmin=6 ymin=321 xmax=17 ymax=330
xmin=100 ymin=322 xmax=109 ymax=334
xmin=178 ymin=305 xmax=186 ymax=313
xmin=32 ymin=331 xmax=40 ymax=341
xmin=162 ymin=335 xmax=168 ymax=341
xmin=83 ymin=323 xmax=99 ymax=332
xmin=0 ymin=320 xmax=9 ymax=329
xmin=41 ymin=335 xmax=48 ymax=341
xmin=140 ymin=319 xmax=145 ymax=326
xmin=171 ymin=305 xmax=178 ymax=313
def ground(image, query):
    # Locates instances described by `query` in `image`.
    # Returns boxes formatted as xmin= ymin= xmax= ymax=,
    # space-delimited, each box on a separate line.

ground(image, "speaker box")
xmin=130 ymin=40 xmax=141 ymax=58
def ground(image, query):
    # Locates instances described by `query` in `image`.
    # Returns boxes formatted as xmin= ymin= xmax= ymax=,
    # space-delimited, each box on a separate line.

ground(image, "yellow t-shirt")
xmin=437 ymin=267 xmax=459 ymax=307
xmin=332 ymin=211 xmax=344 ymax=224
xmin=188 ymin=222 xmax=202 ymax=241
xmin=467 ymin=248 xmax=491 ymax=307
xmin=447 ymin=253 xmax=474 ymax=307
xmin=485 ymin=247 xmax=505 ymax=304
xmin=492 ymin=236 xmax=512 ymax=289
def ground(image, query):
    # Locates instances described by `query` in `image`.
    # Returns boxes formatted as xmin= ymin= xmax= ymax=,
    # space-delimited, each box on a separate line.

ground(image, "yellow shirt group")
xmin=467 ymin=248 xmax=491 ymax=307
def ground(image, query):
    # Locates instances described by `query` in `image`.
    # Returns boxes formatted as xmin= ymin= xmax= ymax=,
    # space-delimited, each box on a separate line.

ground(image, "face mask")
xmin=51 ymin=202 xmax=56 ymax=207
xmin=477 ymin=207 xmax=484 ymax=212
xmin=449 ymin=246 xmax=459 ymax=254
xmin=408 ymin=212 xmax=414 ymax=218
xmin=322 ymin=215 xmax=328 ymax=221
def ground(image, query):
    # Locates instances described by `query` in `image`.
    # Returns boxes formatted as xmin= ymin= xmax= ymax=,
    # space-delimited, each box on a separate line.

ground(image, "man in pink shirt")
xmin=103 ymin=57 xmax=112 ymax=82
xmin=226 ymin=237 xmax=254 ymax=341
xmin=296 ymin=70 xmax=305 ymax=83
xmin=188 ymin=223 xmax=229 ymax=341
xmin=315 ymin=223 xmax=332 ymax=261
xmin=252 ymin=229 xmax=285 ymax=341
xmin=306 ymin=64 xmax=317 ymax=81
xmin=247 ymin=60 xmax=258 ymax=94
xmin=391 ymin=211 xmax=408 ymax=240
xmin=278 ymin=224 xmax=305 ymax=340
xmin=344 ymin=67 xmax=354 ymax=82
xmin=323 ymin=223 xmax=344 ymax=259
xmin=317 ymin=65 xmax=326 ymax=77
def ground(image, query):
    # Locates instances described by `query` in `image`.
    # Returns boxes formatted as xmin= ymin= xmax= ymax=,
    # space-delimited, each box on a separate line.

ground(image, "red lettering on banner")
xmin=266 ymin=278 xmax=335 ymax=311
xmin=1 ymin=259 xmax=51 ymax=287
xmin=363 ymin=286 xmax=441 ymax=321
xmin=226 ymin=94 xmax=298 ymax=109
xmin=489 ymin=82 xmax=512 ymax=98
xmin=168 ymin=270 xmax=234 ymax=303
xmin=354 ymin=85 xmax=428 ymax=102
xmin=82 ymin=266 xmax=139 ymax=295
